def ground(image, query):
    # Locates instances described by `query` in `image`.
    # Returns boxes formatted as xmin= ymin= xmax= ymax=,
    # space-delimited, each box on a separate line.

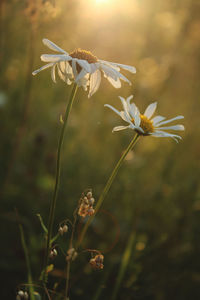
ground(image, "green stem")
xmin=65 ymin=211 xmax=78 ymax=299
xmin=77 ymin=133 xmax=140 ymax=248
xmin=16 ymin=209 xmax=35 ymax=300
xmin=43 ymin=84 xmax=78 ymax=284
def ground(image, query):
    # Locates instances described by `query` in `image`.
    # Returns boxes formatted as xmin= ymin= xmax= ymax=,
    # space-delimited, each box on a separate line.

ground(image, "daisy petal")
xmin=41 ymin=54 xmax=71 ymax=63
xmin=134 ymin=107 xmax=141 ymax=127
xmin=112 ymin=125 xmax=131 ymax=132
xmin=157 ymin=125 xmax=185 ymax=131
xmin=119 ymin=96 xmax=131 ymax=118
xmin=144 ymin=102 xmax=157 ymax=118
xmin=151 ymin=115 xmax=165 ymax=125
xmin=32 ymin=62 xmax=54 ymax=75
xmin=51 ymin=64 xmax=56 ymax=83
xmin=102 ymin=60 xmax=136 ymax=73
xmin=156 ymin=116 xmax=184 ymax=126
xmin=76 ymin=59 xmax=91 ymax=73
xmin=75 ymin=68 xmax=87 ymax=82
xmin=107 ymin=76 xmax=121 ymax=88
xmin=152 ymin=131 xmax=182 ymax=142
xmin=72 ymin=60 xmax=78 ymax=78
xmin=89 ymin=69 xmax=101 ymax=98
xmin=104 ymin=104 xmax=122 ymax=118
xmin=43 ymin=38 xmax=67 ymax=54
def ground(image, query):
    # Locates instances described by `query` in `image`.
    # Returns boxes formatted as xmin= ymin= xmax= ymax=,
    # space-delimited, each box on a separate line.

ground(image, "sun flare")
xmin=95 ymin=0 xmax=109 ymax=4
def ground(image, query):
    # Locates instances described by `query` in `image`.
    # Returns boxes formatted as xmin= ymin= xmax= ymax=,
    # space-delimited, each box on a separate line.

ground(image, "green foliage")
xmin=0 ymin=0 xmax=200 ymax=299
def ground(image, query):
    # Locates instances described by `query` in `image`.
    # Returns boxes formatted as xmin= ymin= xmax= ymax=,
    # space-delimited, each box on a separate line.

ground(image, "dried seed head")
xmin=18 ymin=291 xmax=24 ymax=297
xmin=50 ymin=248 xmax=57 ymax=258
xmin=78 ymin=190 xmax=95 ymax=218
xmin=24 ymin=292 xmax=29 ymax=300
xmin=62 ymin=225 xmax=68 ymax=233
xmin=90 ymin=254 xmax=104 ymax=270
xmin=66 ymin=247 xmax=78 ymax=261
xmin=58 ymin=226 xmax=63 ymax=235
xmin=87 ymin=191 xmax=92 ymax=199
xmin=88 ymin=197 xmax=95 ymax=205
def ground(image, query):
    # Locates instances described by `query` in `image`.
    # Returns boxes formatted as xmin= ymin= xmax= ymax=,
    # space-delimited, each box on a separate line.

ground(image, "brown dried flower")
xmin=78 ymin=190 xmax=95 ymax=218
xmin=89 ymin=254 xmax=104 ymax=270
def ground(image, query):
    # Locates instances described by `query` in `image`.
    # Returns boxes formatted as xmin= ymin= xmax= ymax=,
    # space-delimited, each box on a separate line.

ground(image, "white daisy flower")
xmin=32 ymin=39 xmax=136 ymax=98
xmin=105 ymin=95 xmax=185 ymax=142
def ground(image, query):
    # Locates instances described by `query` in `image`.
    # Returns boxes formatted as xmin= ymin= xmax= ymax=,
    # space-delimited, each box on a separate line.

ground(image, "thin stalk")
xmin=77 ymin=133 xmax=140 ymax=248
xmin=65 ymin=211 xmax=78 ymax=299
xmin=42 ymin=84 xmax=78 ymax=284
xmin=111 ymin=231 xmax=136 ymax=300
xmin=16 ymin=209 xmax=35 ymax=300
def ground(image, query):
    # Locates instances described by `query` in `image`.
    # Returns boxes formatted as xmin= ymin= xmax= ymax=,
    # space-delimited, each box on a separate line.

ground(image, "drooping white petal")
xmin=51 ymin=64 xmax=56 ymax=83
xmin=42 ymin=39 xmax=68 ymax=54
xmin=88 ymin=69 xmax=101 ymax=98
xmin=32 ymin=62 xmax=54 ymax=75
xmin=99 ymin=60 xmax=120 ymax=71
xmin=156 ymin=116 xmax=184 ymax=126
xmin=107 ymin=76 xmax=121 ymax=88
xmin=72 ymin=60 xmax=78 ymax=78
xmin=75 ymin=68 xmax=87 ymax=82
xmin=114 ymin=62 xmax=136 ymax=74
xmin=41 ymin=54 xmax=71 ymax=63
xmin=152 ymin=130 xmax=182 ymax=142
xmin=112 ymin=125 xmax=131 ymax=132
xmin=76 ymin=59 xmax=91 ymax=73
xmin=156 ymin=125 xmax=185 ymax=131
xmin=101 ymin=64 xmax=119 ymax=81
xmin=100 ymin=60 xmax=136 ymax=73
xmin=151 ymin=115 xmax=165 ymax=125
xmin=144 ymin=102 xmax=157 ymax=119
xmin=90 ymin=63 xmax=98 ymax=74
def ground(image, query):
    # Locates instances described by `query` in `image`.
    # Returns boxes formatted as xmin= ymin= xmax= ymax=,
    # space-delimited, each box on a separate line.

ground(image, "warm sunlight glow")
xmin=95 ymin=0 xmax=109 ymax=4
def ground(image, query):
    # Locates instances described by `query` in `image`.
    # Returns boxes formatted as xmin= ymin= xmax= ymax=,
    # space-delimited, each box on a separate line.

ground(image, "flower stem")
xmin=42 ymin=83 xmax=78 ymax=284
xmin=77 ymin=133 xmax=140 ymax=248
xmin=65 ymin=210 xmax=78 ymax=299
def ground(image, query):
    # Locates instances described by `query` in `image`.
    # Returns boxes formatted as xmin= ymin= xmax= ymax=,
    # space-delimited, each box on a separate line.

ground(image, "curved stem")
xmin=42 ymin=83 xmax=78 ymax=284
xmin=77 ymin=133 xmax=140 ymax=248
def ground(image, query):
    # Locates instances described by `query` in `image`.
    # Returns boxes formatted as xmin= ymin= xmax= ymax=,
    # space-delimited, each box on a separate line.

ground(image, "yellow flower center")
xmin=132 ymin=114 xmax=154 ymax=135
xmin=70 ymin=48 xmax=98 ymax=63
xmin=69 ymin=49 xmax=98 ymax=73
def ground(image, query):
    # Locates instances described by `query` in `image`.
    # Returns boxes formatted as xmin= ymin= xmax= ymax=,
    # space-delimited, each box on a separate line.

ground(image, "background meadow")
xmin=1 ymin=0 xmax=200 ymax=299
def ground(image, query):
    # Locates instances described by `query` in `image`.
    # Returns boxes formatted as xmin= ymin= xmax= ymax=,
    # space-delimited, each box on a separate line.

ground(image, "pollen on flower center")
xmin=132 ymin=114 xmax=154 ymax=135
xmin=69 ymin=48 xmax=98 ymax=64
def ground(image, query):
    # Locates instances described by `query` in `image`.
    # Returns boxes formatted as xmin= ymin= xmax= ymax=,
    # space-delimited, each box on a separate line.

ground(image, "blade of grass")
xmin=16 ymin=209 xmax=35 ymax=300
xmin=111 ymin=231 xmax=136 ymax=300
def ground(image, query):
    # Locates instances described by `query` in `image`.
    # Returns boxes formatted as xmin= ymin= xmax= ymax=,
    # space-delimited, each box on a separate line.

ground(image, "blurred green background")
xmin=1 ymin=0 xmax=200 ymax=299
